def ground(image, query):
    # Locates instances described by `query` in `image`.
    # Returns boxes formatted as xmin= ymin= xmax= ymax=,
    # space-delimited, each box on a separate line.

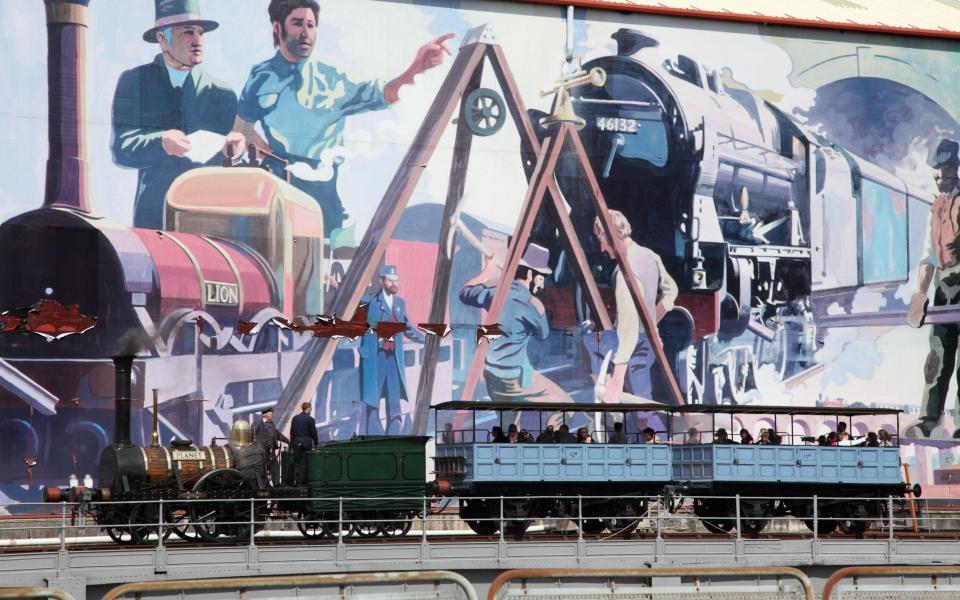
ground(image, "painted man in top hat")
xmin=232 ymin=0 xmax=454 ymax=235
xmin=459 ymin=244 xmax=571 ymax=403
xmin=111 ymin=0 xmax=244 ymax=229
xmin=253 ymin=406 xmax=289 ymax=486
xmin=360 ymin=265 xmax=424 ymax=435
xmin=906 ymin=138 xmax=960 ymax=438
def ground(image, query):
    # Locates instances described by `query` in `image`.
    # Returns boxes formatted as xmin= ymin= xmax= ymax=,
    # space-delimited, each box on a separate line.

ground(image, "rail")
xmin=487 ymin=567 xmax=816 ymax=600
xmin=100 ymin=570 xmax=477 ymax=600
xmin=0 ymin=492 xmax=945 ymax=549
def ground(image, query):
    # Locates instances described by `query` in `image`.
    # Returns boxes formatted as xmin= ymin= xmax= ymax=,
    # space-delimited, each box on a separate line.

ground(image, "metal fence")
xmin=823 ymin=566 xmax=960 ymax=599
xmin=0 ymin=492 xmax=943 ymax=550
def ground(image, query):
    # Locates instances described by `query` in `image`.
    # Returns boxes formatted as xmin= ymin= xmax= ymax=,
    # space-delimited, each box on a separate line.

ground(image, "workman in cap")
xmin=907 ymin=138 xmax=960 ymax=438
xmin=360 ymin=265 xmax=424 ymax=435
xmin=232 ymin=0 xmax=454 ymax=235
xmin=459 ymin=244 xmax=571 ymax=405
xmin=111 ymin=0 xmax=244 ymax=229
xmin=253 ymin=407 xmax=289 ymax=486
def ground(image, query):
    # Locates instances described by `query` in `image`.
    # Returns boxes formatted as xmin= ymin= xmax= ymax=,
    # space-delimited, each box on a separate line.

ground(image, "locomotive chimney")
xmin=612 ymin=28 xmax=659 ymax=57
xmin=43 ymin=0 xmax=93 ymax=212
xmin=112 ymin=355 xmax=133 ymax=447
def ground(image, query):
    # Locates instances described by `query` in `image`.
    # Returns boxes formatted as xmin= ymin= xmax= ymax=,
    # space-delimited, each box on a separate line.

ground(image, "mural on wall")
xmin=1 ymin=0 xmax=959 ymax=503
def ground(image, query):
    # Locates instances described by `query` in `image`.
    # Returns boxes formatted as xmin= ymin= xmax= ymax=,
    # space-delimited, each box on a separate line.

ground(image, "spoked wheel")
xmin=739 ymin=500 xmax=774 ymax=535
xmin=380 ymin=516 xmax=413 ymax=538
xmin=460 ymin=499 xmax=499 ymax=536
xmin=297 ymin=512 xmax=329 ymax=540
xmin=129 ymin=502 xmax=173 ymax=545
xmin=168 ymin=509 xmax=201 ymax=542
xmin=189 ymin=468 xmax=259 ymax=544
xmin=104 ymin=524 xmax=136 ymax=545
xmin=350 ymin=520 xmax=382 ymax=538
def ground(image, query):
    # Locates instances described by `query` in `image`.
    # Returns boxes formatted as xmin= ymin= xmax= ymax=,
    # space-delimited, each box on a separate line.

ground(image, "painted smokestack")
xmin=112 ymin=355 xmax=133 ymax=446
xmin=43 ymin=0 xmax=93 ymax=212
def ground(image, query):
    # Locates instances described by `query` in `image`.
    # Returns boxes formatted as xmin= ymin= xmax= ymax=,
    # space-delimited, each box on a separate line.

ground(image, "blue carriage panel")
xmin=838 ymin=447 xmax=860 ymax=482
xmin=496 ymin=444 xmax=520 ymax=478
xmin=819 ymin=447 xmax=840 ymax=481
xmin=585 ymin=446 xmax=608 ymax=480
xmin=671 ymin=444 xmax=710 ymax=480
xmin=562 ymin=445 xmax=585 ymax=478
xmin=880 ymin=447 xmax=902 ymax=481
xmin=775 ymin=447 xmax=797 ymax=480
xmin=473 ymin=444 xmax=496 ymax=479
xmin=541 ymin=444 xmax=562 ymax=478
xmin=520 ymin=445 xmax=542 ymax=479
xmin=713 ymin=445 xmax=736 ymax=479
xmin=756 ymin=445 xmax=780 ymax=481
xmin=860 ymin=448 xmax=903 ymax=484
xmin=733 ymin=446 xmax=758 ymax=479
xmin=797 ymin=447 xmax=819 ymax=479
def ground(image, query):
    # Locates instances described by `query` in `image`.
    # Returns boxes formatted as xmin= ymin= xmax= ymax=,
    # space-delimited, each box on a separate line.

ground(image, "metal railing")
xmin=101 ymin=571 xmax=477 ymax=600
xmin=822 ymin=566 xmax=960 ymax=599
xmin=487 ymin=567 xmax=816 ymax=600
xmin=0 ymin=590 xmax=77 ymax=600
xmin=0 ymin=492 xmax=945 ymax=551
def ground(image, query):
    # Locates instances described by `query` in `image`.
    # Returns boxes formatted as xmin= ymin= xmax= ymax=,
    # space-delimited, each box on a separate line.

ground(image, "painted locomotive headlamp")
xmin=156 ymin=24 xmax=205 ymax=68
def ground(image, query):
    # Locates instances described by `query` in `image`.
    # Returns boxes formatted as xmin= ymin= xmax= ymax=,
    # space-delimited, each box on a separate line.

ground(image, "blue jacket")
xmin=359 ymin=291 xmax=424 ymax=407
xmin=290 ymin=412 xmax=318 ymax=444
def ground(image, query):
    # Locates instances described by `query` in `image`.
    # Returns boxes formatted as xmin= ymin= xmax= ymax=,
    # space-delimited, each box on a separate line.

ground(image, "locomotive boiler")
xmin=530 ymin=28 xmax=930 ymax=404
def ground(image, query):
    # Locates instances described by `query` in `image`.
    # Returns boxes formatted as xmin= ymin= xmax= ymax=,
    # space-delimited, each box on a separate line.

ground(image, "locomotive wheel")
xmin=350 ymin=519 xmax=382 ymax=538
xmin=296 ymin=512 xmax=329 ymax=540
xmin=169 ymin=509 xmax=202 ymax=542
xmin=104 ymin=524 xmax=136 ymax=545
xmin=609 ymin=500 xmax=646 ymax=536
xmin=803 ymin=518 xmax=837 ymax=535
xmin=189 ymin=468 xmax=258 ymax=544
xmin=380 ymin=515 xmax=413 ymax=538
xmin=694 ymin=499 xmax=735 ymax=535
xmin=739 ymin=500 xmax=773 ymax=535
xmin=129 ymin=502 xmax=173 ymax=545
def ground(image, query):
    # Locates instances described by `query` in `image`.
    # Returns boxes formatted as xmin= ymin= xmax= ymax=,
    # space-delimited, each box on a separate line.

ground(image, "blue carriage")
xmin=431 ymin=401 xmax=672 ymax=536
xmin=669 ymin=404 xmax=918 ymax=536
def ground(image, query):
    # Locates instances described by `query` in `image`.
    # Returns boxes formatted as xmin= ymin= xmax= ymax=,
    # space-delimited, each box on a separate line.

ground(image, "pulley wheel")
xmin=464 ymin=88 xmax=506 ymax=136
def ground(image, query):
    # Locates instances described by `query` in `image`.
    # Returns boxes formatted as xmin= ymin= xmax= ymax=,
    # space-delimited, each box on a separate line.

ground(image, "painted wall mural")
xmin=1 ymin=0 xmax=959 ymax=504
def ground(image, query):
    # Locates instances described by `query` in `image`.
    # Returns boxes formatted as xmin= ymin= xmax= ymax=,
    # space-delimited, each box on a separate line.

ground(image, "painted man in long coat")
xmin=111 ymin=0 xmax=243 ymax=229
xmin=360 ymin=265 xmax=424 ymax=435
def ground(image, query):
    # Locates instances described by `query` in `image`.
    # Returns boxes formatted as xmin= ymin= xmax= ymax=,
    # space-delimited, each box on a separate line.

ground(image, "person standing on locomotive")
xmin=907 ymin=138 xmax=960 ymax=438
xmin=253 ymin=407 xmax=289 ymax=486
xmin=290 ymin=402 xmax=318 ymax=485
xmin=586 ymin=210 xmax=678 ymax=403
xmin=231 ymin=0 xmax=454 ymax=236
xmin=360 ymin=265 xmax=424 ymax=436
xmin=111 ymin=0 xmax=245 ymax=230
xmin=458 ymin=244 xmax=572 ymax=405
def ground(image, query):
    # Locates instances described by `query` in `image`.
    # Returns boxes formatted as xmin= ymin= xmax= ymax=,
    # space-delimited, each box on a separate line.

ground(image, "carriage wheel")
xmin=694 ymin=499 xmax=736 ymax=535
xmin=189 ymin=468 xmax=257 ymax=544
xmin=296 ymin=512 xmax=329 ymax=540
xmin=129 ymin=502 xmax=173 ymax=545
xmin=463 ymin=88 xmax=506 ymax=137
xmin=579 ymin=519 xmax=607 ymax=534
xmin=168 ymin=509 xmax=202 ymax=542
xmin=380 ymin=516 xmax=413 ymax=538
xmin=460 ymin=499 xmax=499 ymax=536
xmin=350 ymin=520 xmax=382 ymax=538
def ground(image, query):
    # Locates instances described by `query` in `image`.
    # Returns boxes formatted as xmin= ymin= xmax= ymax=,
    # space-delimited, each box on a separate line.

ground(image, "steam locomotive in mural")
xmin=527 ymin=28 xmax=931 ymax=405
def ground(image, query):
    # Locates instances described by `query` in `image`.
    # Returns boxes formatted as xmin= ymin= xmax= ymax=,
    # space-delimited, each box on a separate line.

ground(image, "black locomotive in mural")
xmin=527 ymin=28 xmax=931 ymax=405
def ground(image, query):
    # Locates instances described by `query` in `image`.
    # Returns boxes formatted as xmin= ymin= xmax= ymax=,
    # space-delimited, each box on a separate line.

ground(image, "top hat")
xmin=261 ymin=407 xmax=274 ymax=415
xmin=519 ymin=243 xmax=552 ymax=275
xmin=929 ymin=138 xmax=960 ymax=170
xmin=143 ymin=0 xmax=219 ymax=43
xmin=379 ymin=265 xmax=400 ymax=281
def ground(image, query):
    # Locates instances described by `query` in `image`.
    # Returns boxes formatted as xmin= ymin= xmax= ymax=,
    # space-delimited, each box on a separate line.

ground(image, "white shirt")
xmin=383 ymin=292 xmax=394 ymax=311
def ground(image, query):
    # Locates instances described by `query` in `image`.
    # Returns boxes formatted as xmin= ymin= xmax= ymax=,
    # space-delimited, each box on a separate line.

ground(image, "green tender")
xmin=291 ymin=435 xmax=429 ymax=513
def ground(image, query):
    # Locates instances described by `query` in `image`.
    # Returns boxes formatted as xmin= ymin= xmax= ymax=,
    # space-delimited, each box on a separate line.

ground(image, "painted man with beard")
xmin=906 ymin=138 xmax=960 ymax=438
xmin=459 ymin=244 xmax=570 ymax=403
xmin=233 ymin=0 xmax=453 ymax=235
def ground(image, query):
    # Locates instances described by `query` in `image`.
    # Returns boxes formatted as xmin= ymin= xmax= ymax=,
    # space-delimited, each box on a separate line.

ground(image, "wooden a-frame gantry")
xmin=274 ymin=25 xmax=684 ymax=434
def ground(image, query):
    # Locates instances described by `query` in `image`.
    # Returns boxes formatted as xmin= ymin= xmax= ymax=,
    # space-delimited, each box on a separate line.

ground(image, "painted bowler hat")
xmin=143 ymin=0 xmax=219 ymax=43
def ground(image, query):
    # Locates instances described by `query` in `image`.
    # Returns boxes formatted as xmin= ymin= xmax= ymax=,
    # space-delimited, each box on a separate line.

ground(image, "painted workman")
xmin=232 ymin=0 xmax=453 ymax=235
xmin=586 ymin=209 xmax=678 ymax=403
xmin=253 ymin=407 xmax=289 ymax=486
xmin=906 ymin=138 xmax=960 ymax=438
xmin=360 ymin=265 xmax=425 ymax=436
xmin=459 ymin=244 xmax=570 ymax=404
xmin=111 ymin=0 xmax=243 ymax=229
